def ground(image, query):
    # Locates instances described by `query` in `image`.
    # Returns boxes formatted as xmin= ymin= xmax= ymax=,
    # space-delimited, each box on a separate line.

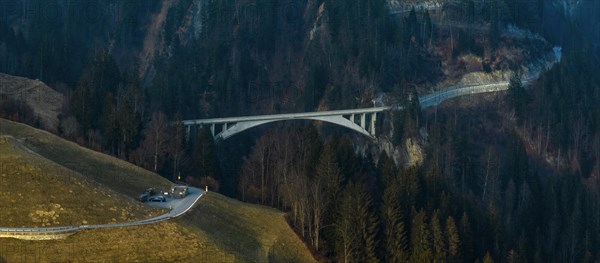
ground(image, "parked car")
xmin=148 ymin=196 xmax=166 ymax=202
xmin=171 ymin=185 xmax=189 ymax=199
xmin=139 ymin=188 xmax=158 ymax=202
xmin=145 ymin=188 xmax=156 ymax=195
xmin=138 ymin=193 xmax=150 ymax=202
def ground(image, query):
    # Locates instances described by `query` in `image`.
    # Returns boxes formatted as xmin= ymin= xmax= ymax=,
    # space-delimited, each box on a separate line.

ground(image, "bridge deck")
xmin=182 ymin=106 xmax=392 ymax=125
xmin=181 ymin=77 xmax=537 ymax=141
xmin=183 ymin=79 xmax=526 ymax=126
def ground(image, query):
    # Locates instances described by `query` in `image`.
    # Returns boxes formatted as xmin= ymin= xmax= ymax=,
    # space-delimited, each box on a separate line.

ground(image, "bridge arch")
xmin=215 ymin=115 xmax=372 ymax=140
xmin=183 ymin=110 xmax=383 ymax=141
xmin=182 ymin=77 xmax=533 ymax=142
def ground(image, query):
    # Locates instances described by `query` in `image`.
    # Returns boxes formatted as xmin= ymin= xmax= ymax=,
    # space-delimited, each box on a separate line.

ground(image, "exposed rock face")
xmin=404 ymin=137 xmax=425 ymax=168
xmin=376 ymin=137 xmax=403 ymax=165
xmin=372 ymin=131 xmax=426 ymax=169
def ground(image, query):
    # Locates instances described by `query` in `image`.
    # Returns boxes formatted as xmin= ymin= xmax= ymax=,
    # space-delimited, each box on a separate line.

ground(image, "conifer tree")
xmin=507 ymin=71 xmax=528 ymax=123
xmin=483 ymin=251 xmax=494 ymax=263
xmin=194 ymin=128 xmax=218 ymax=180
xmin=460 ymin=212 xmax=474 ymax=262
xmin=336 ymin=182 xmax=379 ymax=263
xmin=381 ymin=180 xmax=408 ymax=262
xmin=410 ymin=208 xmax=432 ymax=262
xmin=446 ymin=216 xmax=461 ymax=263
xmin=313 ymin=143 xmax=341 ymax=251
xmin=431 ymin=210 xmax=447 ymax=262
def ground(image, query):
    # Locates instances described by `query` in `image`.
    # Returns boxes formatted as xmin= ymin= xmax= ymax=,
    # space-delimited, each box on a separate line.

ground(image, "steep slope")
xmin=0 ymin=134 xmax=162 ymax=228
xmin=0 ymin=119 xmax=171 ymax=198
xmin=177 ymin=193 xmax=317 ymax=263
xmin=0 ymin=119 xmax=316 ymax=262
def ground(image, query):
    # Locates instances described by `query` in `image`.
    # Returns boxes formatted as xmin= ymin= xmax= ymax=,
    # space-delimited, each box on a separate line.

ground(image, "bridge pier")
xmin=360 ymin=113 xmax=366 ymax=129
xmin=180 ymin=80 xmax=522 ymax=141
xmin=181 ymin=106 xmax=392 ymax=141
xmin=370 ymin=113 xmax=376 ymax=136
xmin=186 ymin=125 xmax=191 ymax=142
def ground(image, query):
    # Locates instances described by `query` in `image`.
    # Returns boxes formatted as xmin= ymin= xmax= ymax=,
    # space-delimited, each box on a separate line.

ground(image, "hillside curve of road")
xmin=418 ymin=77 xmax=534 ymax=109
xmin=0 ymin=187 xmax=204 ymax=236
xmin=419 ymin=81 xmax=510 ymax=109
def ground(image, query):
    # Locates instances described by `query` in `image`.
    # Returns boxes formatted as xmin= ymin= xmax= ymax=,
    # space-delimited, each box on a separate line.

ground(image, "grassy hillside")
xmin=0 ymin=119 xmax=172 ymax=198
xmin=177 ymin=193 xmax=317 ymax=263
xmin=0 ymin=119 xmax=316 ymax=262
xmin=0 ymin=221 xmax=233 ymax=263
xmin=0 ymin=134 xmax=162 ymax=228
xmin=0 ymin=194 xmax=318 ymax=263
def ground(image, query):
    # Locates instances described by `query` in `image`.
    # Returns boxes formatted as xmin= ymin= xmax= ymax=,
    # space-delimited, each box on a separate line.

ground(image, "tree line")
xmin=234 ymin=122 xmax=468 ymax=262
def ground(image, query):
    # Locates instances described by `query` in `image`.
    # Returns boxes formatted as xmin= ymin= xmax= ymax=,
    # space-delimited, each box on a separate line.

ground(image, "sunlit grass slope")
xmin=177 ymin=192 xmax=317 ymax=263
xmin=0 ymin=119 xmax=316 ymax=262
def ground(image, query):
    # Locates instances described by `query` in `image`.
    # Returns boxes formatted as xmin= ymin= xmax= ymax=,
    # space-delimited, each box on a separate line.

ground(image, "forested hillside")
xmin=1 ymin=0 xmax=600 ymax=262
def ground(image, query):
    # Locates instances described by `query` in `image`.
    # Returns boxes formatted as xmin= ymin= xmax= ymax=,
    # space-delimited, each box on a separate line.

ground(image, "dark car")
xmin=138 ymin=193 xmax=150 ymax=202
xmin=171 ymin=185 xmax=189 ymax=199
xmin=145 ymin=188 xmax=156 ymax=195
xmin=148 ymin=196 xmax=166 ymax=202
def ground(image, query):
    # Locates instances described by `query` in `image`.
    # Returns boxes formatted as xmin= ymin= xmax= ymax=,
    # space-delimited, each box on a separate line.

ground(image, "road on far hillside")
xmin=0 ymin=187 xmax=205 ymax=234
xmin=143 ymin=187 xmax=204 ymax=219
xmin=418 ymin=76 xmax=536 ymax=109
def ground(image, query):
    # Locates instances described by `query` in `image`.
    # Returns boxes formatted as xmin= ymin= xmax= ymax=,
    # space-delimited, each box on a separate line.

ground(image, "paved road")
xmin=182 ymin=78 xmax=528 ymax=128
xmin=0 ymin=187 xmax=204 ymax=234
xmin=185 ymin=75 xmax=535 ymax=126
xmin=419 ymin=77 xmax=534 ymax=108
xmin=0 ymin=77 xmax=534 ymax=235
xmin=419 ymin=81 xmax=510 ymax=108
xmin=144 ymin=187 xmax=204 ymax=217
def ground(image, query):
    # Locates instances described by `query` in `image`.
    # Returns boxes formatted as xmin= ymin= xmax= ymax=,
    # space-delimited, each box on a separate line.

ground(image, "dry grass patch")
xmin=0 ymin=120 xmax=316 ymax=262
xmin=0 ymin=135 xmax=162 ymax=228
xmin=177 ymin=193 xmax=317 ymax=263
xmin=0 ymin=119 xmax=171 ymax=198
xmin=0 ymin=221 xmax=235 ymax=263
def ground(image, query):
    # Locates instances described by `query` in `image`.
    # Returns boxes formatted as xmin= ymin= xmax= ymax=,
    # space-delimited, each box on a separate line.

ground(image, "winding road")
xmin=0 ymin=187 xmax=204 ymax=236
xmin=0 ymin=76 xmax=532 ymax=237
xmin=182 ymin=76 xmax=533 ymax=140
xmin=419 ymin=76 xmax=536 ymax=108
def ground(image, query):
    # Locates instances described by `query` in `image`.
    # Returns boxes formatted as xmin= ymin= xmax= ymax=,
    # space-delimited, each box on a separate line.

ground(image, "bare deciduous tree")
xmin=138 ymin=111 xmax=170 ymax=172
